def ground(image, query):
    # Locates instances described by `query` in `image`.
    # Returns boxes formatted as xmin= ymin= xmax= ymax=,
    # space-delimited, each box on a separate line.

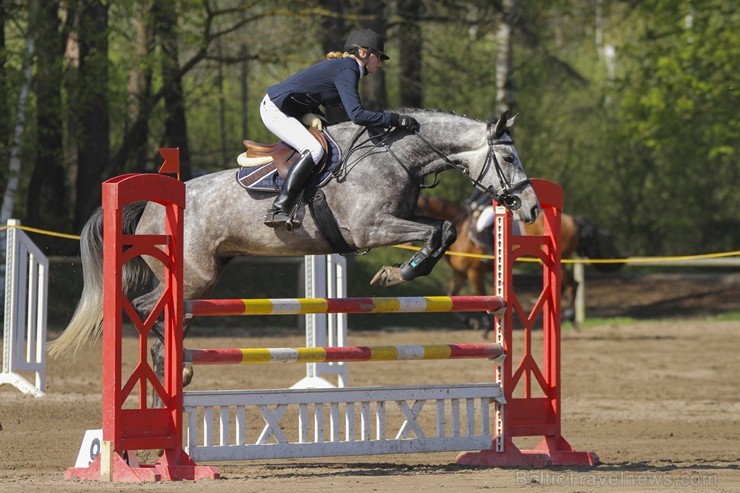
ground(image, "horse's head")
xmin=469 ymin=111 xmax=540 ymax=223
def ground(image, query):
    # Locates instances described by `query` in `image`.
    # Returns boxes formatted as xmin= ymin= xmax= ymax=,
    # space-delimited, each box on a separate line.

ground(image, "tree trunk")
xmin=318 ymin=0 xmax=346 ymax=54
xmin=239 ymin=41 xmax=249 ymax=138
xmin=125 ymin=0 xmax=153 ymax=169
xmin=27 ymin=1 xmax=67 ymax=251
xmin=318 ymin=0 xmax=349 ymax=123
xmin=358 ymin=0 xmax=387 ymax=111
xmin=398 ymin=0 xmax=423 ymax=108
xmin=73 ymin=0 xmax=109 ymax=232
xmin=495 ymin=0 xmax=518 ymax=116
xmin=0 ymin=1 xmax=9 ymax=183
xmin=217 ymin=38 xmax=227 ymax=164
xmin=154 ymin=0 xmax=191 ymax=180
xmin=63 ymin=2 xmax=79 ymax=216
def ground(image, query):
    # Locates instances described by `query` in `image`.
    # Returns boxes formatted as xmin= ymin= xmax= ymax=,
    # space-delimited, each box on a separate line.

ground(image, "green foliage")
xmin=2 ymin=0 xmax=737 ymax=257
xmin=613 ymin=0 xmax=740 ymax=254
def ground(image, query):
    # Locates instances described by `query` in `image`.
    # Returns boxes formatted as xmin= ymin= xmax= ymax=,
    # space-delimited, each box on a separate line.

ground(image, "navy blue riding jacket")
xmin=267 ymin=57 xmax=392 ymax=127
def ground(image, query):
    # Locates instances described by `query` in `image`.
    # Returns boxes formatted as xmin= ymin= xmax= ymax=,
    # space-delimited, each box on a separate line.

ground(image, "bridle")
xmin=337 ymin=120 xmax=530 ymax=211
xmin=414 ymin=122 xmax=531 ymax=211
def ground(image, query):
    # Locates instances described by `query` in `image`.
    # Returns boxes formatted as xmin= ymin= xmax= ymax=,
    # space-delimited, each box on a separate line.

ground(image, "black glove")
xmin=390 ymin=113 xmax=420 ymax=133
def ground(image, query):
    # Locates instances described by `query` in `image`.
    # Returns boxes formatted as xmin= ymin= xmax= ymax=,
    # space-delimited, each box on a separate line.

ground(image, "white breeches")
xmin=475 ymin=204 xmax=524 ymax=236
xmin=475 ymin=205 xmax=495 ymax=232
xmin=260 ymin=94 xmax=325 ymax=163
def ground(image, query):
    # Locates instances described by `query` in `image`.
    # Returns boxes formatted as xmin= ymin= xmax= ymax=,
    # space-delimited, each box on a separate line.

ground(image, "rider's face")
xmin=366 ymin=51 xmax=383 ymax=74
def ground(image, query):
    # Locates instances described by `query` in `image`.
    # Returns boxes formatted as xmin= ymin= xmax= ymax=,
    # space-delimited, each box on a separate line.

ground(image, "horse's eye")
xmin=503 ymin=155 xmax=515 ymax=163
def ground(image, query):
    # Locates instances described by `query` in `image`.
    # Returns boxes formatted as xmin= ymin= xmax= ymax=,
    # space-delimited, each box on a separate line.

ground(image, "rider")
xmin=466 ymin=188 xmax=495 ymax=233
xmin=260 ymin=28 xmax=420 ymax=229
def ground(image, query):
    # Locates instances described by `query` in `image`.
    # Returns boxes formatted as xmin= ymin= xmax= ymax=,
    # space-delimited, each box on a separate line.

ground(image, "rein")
xmin=334 ymin=126 xmax=396 ymax=180
xmin=415 ymin=123 xmax=530 ymax=211
xmin=336 ymin=127 xmax=442 ymax=190
xmin=334 ymin=120 xmax=530 ymax=211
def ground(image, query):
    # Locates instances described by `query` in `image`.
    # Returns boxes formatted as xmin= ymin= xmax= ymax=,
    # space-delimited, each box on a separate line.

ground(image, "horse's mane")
xmin=397 ymin=107 xmax=492 ymax=125
xmin=416 ymin=196 xmax=468 ymax=226
xmin=331 ymin=108 xmax=498 ymax=136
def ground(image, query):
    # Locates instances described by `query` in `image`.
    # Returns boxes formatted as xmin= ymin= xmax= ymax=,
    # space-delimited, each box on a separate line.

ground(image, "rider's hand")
xmin=391 ymin=113 xmax=420 ymax=133
xmin=301 ymin=113 xmax=324 ymax=131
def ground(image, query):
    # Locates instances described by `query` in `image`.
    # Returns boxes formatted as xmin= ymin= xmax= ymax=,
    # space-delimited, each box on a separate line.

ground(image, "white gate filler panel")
xmin=184 ymin=383 xmax=504 ymax=461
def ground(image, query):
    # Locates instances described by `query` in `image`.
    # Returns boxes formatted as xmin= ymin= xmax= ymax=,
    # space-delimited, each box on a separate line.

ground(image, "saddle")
xmin=236 ymin=128 xmax=342 ymax=193
xmin=235 ymin=128 xmax=351 ymax=252
xmin=240 ymin=127 xmax=329 ymax=179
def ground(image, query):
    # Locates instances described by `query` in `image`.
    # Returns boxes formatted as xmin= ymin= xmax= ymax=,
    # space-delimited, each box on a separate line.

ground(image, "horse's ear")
xmin=492 ymin=110 xmax=510 ymax=136
xmin=506 ymin=113 xmax=518 ymax=128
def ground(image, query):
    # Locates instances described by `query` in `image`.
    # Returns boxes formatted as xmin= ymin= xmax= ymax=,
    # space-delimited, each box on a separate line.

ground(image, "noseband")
xmin=415 ymin=122 xmax=531 ymax=211
xmin=477 ymin=123 xmax=531 ymax=211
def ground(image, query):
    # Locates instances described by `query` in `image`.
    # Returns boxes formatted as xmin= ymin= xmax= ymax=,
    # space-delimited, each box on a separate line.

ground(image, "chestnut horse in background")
xmin=416 ymin=196 xmax=623 ymax=330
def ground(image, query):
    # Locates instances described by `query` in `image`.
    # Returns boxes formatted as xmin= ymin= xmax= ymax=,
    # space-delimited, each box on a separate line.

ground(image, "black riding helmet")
xmin=344 ymin=29 xmax=390 ymax=60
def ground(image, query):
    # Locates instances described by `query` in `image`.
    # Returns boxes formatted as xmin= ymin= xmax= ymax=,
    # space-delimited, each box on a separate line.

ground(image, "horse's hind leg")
xmin=130 ymin=286 xmax=193 ymax=409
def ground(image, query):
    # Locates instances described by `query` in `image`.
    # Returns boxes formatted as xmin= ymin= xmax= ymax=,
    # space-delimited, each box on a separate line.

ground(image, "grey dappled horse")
xmin=49 ymin=109 xmax=539 ymax=399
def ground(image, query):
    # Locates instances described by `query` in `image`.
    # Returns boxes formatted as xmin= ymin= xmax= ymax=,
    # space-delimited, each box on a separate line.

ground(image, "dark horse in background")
xmin=49 ymin=109 xmax=540 ymax=401
xmin=416 ymin=196 xmax=624 ymax=330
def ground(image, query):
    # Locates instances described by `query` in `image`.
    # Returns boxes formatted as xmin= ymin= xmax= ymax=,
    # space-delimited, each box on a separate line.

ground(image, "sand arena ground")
xmin=1 ymin=273 xmax=739 ymax=492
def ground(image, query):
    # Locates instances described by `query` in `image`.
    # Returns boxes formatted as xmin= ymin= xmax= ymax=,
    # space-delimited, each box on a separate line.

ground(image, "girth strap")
xmin=307 ymin=188 xmax=354 ymax=254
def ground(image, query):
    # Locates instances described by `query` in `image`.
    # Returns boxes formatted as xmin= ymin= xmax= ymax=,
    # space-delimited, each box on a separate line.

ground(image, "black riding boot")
xmin=264 ymin=150 xmax=316 ymax=229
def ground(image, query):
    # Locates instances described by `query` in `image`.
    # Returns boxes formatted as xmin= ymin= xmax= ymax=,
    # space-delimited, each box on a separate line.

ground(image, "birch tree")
xmin=73 ymin=0 xmax=110 ymax=232
xmin=495 ymin=0 xmax=518 ymax=115
xmin=1 ymin=1 xmax=37 ymax=296
xmin=154 ymin=0 xmax=192 ymax=180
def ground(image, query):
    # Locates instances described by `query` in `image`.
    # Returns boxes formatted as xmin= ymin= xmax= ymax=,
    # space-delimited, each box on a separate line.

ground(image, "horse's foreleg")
xmin=399 ymin=220 xmax=456 ymax=280
xmin=448 ymin=269 xmax=466 ymax=297
xmin=464 ymin=262 xmax=492 ymax=333
xmin=369 ymin=216 xmax=455 ymax=287
xmin=446 ymin=263 xmax=474 ymax=329
xmin=469 ymin=261 xmax=487 ymax=296
xmin=561 ymin=267 xmax=578 ymax=323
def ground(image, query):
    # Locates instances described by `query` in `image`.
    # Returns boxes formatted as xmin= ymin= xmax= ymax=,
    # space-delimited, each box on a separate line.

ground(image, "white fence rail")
xmin=573 ymin=256 xmax=740 ymax=326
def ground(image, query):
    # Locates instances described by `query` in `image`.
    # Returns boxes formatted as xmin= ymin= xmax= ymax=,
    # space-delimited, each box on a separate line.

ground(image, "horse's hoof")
xmin=370 ymin=266 xmax=405 ymax=287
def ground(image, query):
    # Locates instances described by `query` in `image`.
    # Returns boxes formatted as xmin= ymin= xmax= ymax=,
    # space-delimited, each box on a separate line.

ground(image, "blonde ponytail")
xmin=326 ymin=49 xmax=367 ymax=68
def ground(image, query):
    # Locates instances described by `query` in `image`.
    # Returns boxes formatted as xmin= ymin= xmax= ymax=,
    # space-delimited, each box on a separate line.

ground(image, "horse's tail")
xmin=416 ymin=196 xmax=467 ymax=224
xmin=575 ymin=216 xmax=627 ymax=273
xmin=48 ymin=201 xmax=151 ymax=359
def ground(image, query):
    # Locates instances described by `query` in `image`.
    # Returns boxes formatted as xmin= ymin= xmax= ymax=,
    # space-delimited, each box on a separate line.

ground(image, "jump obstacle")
xmin=0 ymin=219 xmax=48 ymax=397
xmin=64 ymin=150 xmax=597 ymax=482
xmin=295 ymin=254 xmax=348 ymax=388
xmin=187 ymin=343 xmax=506 ymax=365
